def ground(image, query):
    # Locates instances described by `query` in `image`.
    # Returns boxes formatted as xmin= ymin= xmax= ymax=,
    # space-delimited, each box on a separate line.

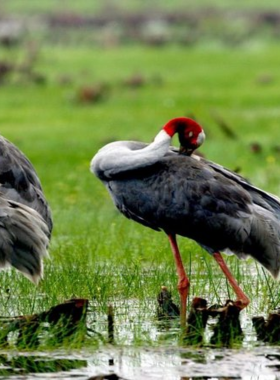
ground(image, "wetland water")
xmin=1 ymin=345 xmax=280 ymax=379
xmin=1 ymin=302 xmax=280 ymax=379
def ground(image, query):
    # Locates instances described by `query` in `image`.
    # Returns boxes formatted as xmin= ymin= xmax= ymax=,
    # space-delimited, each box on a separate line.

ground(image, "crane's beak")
xmin=179 ymin=145 xmax=195 ymax=156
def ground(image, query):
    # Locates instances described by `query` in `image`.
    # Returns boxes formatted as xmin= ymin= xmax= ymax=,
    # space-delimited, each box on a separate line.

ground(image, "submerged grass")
xmin=1 ymin=41 xmax=280 ymax=350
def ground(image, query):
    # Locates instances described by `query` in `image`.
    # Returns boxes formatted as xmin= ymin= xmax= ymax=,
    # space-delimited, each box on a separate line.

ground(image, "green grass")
xmin=1 ymin=0 xmax=280 ymax=15
xmin=1 ymin=42 xmax=280 ymax=348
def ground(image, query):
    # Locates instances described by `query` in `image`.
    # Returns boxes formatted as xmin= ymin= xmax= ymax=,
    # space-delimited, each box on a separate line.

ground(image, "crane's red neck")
xmin=163 ymin=117 xmax=203 ymax=137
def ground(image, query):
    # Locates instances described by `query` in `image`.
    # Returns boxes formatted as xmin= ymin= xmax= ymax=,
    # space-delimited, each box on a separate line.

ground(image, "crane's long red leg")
xmin=167 ymin=234 xmax=190 ymax=328
xmin=213 ymin=252 xmax=250 ymax=308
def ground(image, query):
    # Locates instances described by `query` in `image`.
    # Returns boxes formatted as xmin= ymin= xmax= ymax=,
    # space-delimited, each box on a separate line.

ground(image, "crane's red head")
xmin=163 ymin=117 xmax=205 ymax=155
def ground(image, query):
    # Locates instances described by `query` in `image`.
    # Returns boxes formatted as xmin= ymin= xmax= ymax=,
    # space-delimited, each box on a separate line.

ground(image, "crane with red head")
xmin=91 ymin=117 xmax=280 ymax=327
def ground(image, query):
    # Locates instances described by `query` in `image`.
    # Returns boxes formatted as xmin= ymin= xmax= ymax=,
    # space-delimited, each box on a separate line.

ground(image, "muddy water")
xmin=1 ymin=300 xmax=280 ymax=380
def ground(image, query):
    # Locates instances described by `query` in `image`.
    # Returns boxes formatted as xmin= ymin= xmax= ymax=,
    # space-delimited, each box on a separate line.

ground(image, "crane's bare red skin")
xmin=163 ymin=117 xmax=203 ymax=138
xmin=163 ymin=117 xmax=204 ymax=153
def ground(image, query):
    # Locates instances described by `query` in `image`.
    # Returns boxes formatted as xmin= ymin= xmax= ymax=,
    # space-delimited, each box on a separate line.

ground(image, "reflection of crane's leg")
xmin=167 ymin=234 xmax=190 ymax=328
xmin=213 ymin=252 xmax=250 ymax=308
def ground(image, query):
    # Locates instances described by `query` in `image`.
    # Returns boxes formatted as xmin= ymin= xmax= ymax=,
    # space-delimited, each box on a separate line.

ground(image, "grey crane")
xmin=0 ymin=135 xmax=52 ymax=284
xmin=91 ymin=117 xmax=280 ymax=326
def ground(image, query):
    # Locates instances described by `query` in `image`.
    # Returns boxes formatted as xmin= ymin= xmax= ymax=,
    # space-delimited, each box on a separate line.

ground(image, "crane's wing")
xmin=0 ymin=197 xmax=49 ymax=283
xmin=0 ymin=135 xmax=52 ymax=282
xmin=0 ymin=136 xmax=52 ymax=234
xmin=108 ymin=153 xmax=280 ymax=278
xmin=202 ymin=157 xmax=280 ymax=219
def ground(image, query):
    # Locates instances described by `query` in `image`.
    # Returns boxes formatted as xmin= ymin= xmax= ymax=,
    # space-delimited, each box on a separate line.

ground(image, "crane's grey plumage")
xmin=107 ymin=149 xmax=280 ymax=277
xmin=0 ymin=135 xmax=52 ymax=283
xmin=91 ymin=117 xmax=280 ymax=323
xmin=91 ymin=122 xmax=280 ymax=279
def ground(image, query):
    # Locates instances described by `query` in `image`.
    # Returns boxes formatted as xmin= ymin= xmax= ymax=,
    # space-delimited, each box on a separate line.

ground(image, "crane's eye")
xmin=188 ymin=131 xmax=193 ymax=138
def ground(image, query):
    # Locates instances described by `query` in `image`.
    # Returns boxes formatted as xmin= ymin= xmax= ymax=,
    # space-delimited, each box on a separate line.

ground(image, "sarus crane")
xmin=0 ymin=134 xmax=52 ymax=283
xmin=91 ymin=117 xmax=280 ymax=326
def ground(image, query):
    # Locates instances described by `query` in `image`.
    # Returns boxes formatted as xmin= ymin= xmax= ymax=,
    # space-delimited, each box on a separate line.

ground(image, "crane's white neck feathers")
xmin=91 ymin=129 xmax=171 ymax=179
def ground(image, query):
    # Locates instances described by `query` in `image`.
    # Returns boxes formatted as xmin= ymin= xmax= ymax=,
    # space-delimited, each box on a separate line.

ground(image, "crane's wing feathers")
xmin=204 ymin=158 xmax=280 ymax=218
xmin=0 ymin=136 xmax=52 ymax=282
xmin=0 ymin=136 xmax=52 ymax=234
xmin=107 ymin=153 xmax=280 ymax=278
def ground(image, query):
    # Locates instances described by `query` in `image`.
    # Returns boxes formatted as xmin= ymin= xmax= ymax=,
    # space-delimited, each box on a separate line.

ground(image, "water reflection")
xmin=86 ymin=346 xmax=280 ymax=379
xmin=0 ymin=345 xmax=279 ymax=379
xmin=0 ymin=354 xmax=87 ymax=376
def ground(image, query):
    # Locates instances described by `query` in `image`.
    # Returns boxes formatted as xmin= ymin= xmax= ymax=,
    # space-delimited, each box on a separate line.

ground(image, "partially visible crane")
xmin=0 ymin=135 xmax=52 ymax=283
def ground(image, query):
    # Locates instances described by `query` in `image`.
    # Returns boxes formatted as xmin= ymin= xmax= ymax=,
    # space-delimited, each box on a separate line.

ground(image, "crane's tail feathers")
xmin=0 ymin=199 xmax=50 ymax=283
xmin=250 ymin=205 xmax=280 ymax=279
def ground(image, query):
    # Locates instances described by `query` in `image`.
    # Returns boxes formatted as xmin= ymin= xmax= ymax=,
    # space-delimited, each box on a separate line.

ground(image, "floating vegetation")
xmin=253 ymin=309 xmax=280 ymax=344
xmin=183 ymin=297 xmax=208 ymax=345
xmin=156 ymin=286 xmax=180 ymax=320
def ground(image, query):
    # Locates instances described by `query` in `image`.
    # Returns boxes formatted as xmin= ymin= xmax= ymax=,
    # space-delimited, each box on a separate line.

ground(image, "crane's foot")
xmin=233 ymin=298 xmax=250 ymax=310
xmin=178 ymin=277 xmax=190 ymax=329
